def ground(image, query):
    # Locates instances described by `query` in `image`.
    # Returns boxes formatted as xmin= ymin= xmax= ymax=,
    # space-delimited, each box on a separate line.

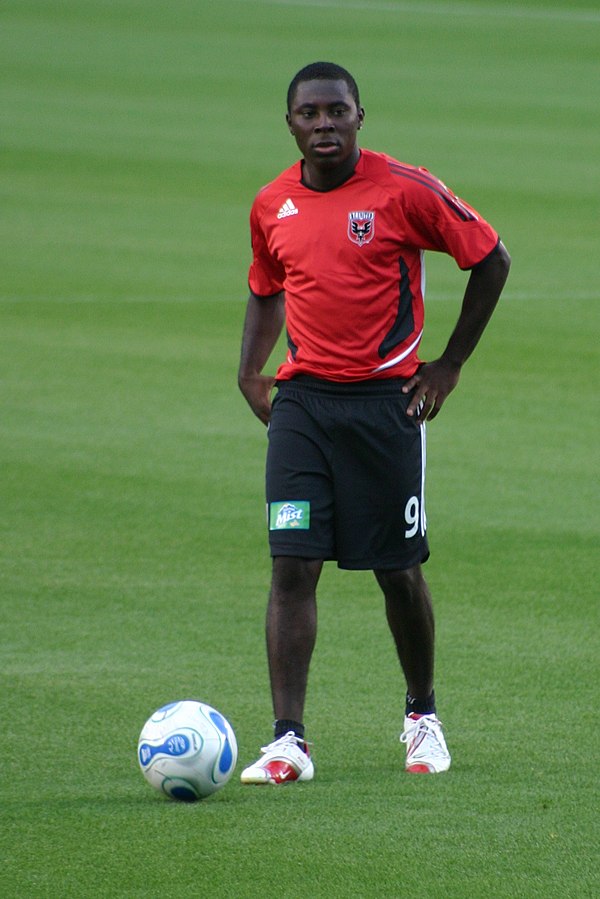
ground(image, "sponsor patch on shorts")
xmin=269 ymin=501 xmax=310 ymax=530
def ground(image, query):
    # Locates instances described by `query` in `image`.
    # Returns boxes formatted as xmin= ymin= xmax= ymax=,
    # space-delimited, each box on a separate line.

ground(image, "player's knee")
xmin=271 ymin=556 xmax=322 ymax=598
xmin=375 ymin=565 xmax=427 ymax=604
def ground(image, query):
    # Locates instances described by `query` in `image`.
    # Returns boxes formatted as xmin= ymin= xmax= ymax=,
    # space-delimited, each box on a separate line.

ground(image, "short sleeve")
xmin=401 ymin=169 xmax=499 ymax=270
xmin=248 ymin=199 xmax=286 ymax=296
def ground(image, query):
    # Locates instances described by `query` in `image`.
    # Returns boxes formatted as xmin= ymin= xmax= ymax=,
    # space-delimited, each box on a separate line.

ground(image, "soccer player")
xmin=238 ymin=62 xmax=510 ymax=783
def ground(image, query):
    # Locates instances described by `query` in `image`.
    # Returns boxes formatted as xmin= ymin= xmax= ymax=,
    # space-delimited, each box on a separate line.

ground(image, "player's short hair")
xmin=287 ymin=62 xmax=361 ymax=112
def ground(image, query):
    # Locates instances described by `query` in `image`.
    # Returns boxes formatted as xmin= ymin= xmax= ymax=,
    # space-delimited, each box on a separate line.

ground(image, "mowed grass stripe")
xmin=245 ymin=0 xmax=600 ymax=24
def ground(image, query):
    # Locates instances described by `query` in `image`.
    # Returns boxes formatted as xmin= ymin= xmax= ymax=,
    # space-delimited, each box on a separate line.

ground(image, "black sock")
xmin=274 ymin=719 xmax=305 ymax=741
xmin=405 ymin=691 xmax=436 ymax=716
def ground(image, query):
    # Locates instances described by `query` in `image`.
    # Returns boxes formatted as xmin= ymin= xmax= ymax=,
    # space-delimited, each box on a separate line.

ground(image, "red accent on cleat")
xmin=406 ymin=763 xmax=433 ymax=774
xmin=263 ymin=761 xmax=299 ymax=783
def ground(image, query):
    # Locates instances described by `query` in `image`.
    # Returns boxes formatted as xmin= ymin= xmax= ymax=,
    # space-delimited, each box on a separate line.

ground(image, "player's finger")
xmin=402 ymin=374 xmax=420 ymax=394
xmin=415 ymin=392 xmax=437 ymax=423
xmin=406 ymin=385 xmax=427 ymax=417
xmin=427 ymin=395 xmax=446 ymax=421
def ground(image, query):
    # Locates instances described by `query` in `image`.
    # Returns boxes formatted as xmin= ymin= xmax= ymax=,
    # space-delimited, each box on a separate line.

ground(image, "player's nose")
xmin=314 ymin=113 xmax=335 ymax=131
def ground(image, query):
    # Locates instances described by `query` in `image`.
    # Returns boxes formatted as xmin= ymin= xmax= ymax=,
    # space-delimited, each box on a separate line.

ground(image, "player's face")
xmin=286 ymin=79 xmax=364 ymax=184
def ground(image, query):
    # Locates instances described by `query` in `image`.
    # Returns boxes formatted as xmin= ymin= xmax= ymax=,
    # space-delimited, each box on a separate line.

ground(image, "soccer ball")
xmin=137 ymin=700 xmax=238 ymax=801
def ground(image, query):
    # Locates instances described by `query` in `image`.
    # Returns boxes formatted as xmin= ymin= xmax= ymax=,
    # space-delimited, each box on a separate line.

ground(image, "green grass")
xmin=1 ymin=1 xmax=599 ymax=896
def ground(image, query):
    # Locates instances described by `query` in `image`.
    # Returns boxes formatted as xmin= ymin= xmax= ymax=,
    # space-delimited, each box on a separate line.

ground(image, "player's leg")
xmin=240 ymin=556 xmax=320 ymax=785
xmin=374 ymin=564 xmax=434 ymax=701
xmin=331 ymin=381 xmax=450 ymax=772
xmin=267 ymin=555 xmax=323 ymax=724
xmin=374 ymin=566 xmax=450 ymax=773
xmin=242 ymin=382 xmax=332 ymax=784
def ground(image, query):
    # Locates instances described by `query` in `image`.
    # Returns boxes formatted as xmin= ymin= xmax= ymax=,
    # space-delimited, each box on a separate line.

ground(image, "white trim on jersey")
xmin=372 ymin=329 xmax=424 ymax=373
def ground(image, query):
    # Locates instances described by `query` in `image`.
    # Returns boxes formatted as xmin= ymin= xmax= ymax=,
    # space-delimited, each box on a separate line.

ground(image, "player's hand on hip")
xmin=238 ymin=373 xmax=276 ymax=425
xmin=403 ymin=359 xmax=461 ymax=423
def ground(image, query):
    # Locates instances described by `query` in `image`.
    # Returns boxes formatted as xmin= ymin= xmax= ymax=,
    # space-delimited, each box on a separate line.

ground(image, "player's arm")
xmin=238 ymin=290 xmax=286 ymax=425
xmin=404 ymin=240 xmax=511 ymax=422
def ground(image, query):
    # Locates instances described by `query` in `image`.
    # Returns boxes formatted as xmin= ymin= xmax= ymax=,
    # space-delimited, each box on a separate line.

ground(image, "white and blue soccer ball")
xmin=137 ymin=700 xmax=237 ymax=801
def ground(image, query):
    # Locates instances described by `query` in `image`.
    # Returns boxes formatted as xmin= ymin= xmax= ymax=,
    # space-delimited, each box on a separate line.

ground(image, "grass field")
xmin=1 ymin=0 xmax=599 ymax=896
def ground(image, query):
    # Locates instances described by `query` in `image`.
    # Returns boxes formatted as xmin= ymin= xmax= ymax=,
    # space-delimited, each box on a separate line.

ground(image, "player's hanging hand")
xmin=403 ymin=358 xmax=461 ymax=423
xmin=239 ymin=373 xmax=276 ymax=426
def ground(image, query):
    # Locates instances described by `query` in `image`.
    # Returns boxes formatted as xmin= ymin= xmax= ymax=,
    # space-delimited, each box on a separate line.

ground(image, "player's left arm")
xmin=404 ymin=240 xmax=511 ymax=422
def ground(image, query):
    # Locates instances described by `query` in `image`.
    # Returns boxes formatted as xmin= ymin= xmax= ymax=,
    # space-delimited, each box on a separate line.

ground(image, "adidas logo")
xmin=277 ymin=198 xmax=299 ymax=219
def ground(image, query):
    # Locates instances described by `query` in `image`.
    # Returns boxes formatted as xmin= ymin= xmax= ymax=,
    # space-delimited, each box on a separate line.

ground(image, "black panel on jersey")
xmin=378 ymin=257 xmax=415 ymax=359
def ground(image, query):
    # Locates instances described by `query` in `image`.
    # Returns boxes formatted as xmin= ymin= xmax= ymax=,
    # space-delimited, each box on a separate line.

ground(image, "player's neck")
xmin=300 ymin=149 xmax=360 ymax=192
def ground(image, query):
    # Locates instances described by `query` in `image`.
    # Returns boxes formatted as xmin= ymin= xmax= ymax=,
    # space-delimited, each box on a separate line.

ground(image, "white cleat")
xmin=400 ymin=713 xmax=451 ymax=773
xmin=240 ymin=732 xmax=314 ymax=784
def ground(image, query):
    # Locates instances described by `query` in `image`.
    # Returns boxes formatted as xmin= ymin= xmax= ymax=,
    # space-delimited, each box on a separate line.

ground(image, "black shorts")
xmin=266 ymin=376 xmax=429 ymax=570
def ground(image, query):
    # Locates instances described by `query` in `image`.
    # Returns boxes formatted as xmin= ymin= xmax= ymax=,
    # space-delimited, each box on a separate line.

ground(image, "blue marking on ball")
xmin=138 ymin=732 xmax=191 ymax=768
xmin=169 ymin=785 xmax=198 ymax=802
xmin=209 ymin=710 xmax=234 ymax=774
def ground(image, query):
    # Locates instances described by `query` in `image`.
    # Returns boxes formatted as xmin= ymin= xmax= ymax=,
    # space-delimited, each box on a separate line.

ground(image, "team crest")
xmin=348 ymin=210 xmax=375 ymax=246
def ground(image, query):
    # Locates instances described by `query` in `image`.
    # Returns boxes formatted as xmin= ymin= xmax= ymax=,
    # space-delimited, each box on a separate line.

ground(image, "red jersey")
xmin=248 ymin=148 xmax=499 ymax=381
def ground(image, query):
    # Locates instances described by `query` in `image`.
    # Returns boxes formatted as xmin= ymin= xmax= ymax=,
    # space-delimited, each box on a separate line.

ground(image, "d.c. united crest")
xmin=348 ymin=210 xmax=375 ymax=246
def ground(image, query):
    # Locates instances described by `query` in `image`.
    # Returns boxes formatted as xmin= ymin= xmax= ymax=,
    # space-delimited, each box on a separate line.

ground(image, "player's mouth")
xmin=313 ymin=140 xmax=340 ymax=155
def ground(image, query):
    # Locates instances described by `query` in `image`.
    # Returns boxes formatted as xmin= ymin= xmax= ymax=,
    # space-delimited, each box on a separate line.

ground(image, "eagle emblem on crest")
xmin=348 ymin=210 xmax=375 ymax=246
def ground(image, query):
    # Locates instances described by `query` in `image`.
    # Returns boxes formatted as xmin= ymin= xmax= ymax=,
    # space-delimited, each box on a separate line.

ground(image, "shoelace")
xmin=400 ymin=716 xmax=447 ymax=757
xmin=260 ymin=731 xmax=310 ymax=754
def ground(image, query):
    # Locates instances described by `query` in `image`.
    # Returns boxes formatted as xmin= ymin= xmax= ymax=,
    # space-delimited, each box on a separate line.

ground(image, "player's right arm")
xmin=238 ymin=290 xmax=285 ymax=425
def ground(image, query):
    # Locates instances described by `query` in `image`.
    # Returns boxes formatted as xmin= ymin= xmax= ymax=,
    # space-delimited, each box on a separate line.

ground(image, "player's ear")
xmin=286 ymin=112 xmax=294 ymax=134
xmin=357 ymin=106 xmax=365 ymax=130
